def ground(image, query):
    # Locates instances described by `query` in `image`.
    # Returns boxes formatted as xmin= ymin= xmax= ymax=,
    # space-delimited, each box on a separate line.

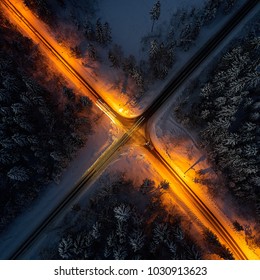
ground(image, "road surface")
xmin=1 ymin=0 xmax=258 ymax=260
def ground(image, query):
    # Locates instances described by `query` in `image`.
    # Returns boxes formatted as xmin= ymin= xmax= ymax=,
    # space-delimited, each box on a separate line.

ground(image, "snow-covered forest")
xmin=0 ymin=13 xmax=93 ymax=232
xmin=174 ymin=16 xmax=260 ymax=221
xmin=39 ymin=172 xmax=233 ymax=260
xmin=21 ymin=0 xmax=242 ymax=103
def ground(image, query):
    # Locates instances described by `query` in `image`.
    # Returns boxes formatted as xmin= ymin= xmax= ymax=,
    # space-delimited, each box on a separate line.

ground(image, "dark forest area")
xmin=0 ymin=12 xmax=93 ymax=232
xmin=174 ymin=20 xmax=260 ymax=222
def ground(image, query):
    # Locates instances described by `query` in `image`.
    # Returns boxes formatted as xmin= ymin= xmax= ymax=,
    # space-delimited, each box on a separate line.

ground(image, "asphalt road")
xmin=147 ymin=146 xmax=248 ymax=260
xmin=1 ymin=0 xmax=258 ymax=260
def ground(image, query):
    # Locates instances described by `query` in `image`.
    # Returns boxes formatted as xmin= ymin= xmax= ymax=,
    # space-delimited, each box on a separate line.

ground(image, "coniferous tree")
xmin=150 ymin=1 xmax=161 ymax=32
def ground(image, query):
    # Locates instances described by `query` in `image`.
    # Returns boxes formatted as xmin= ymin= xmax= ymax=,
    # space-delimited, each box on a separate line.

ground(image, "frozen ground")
xmin=2 ymin=0 xmax=259 ymax=259
xmin=136 ymin=0 xmax=247 ymax=111
xmin=149 ymin=6 xmax=260 ymax=258
xmin=101 ymin=0 xmax=244 ymax=114
xmin=22 ymin=145 xmax=204 ymax=259
xmin=0 ymin=115 xmax=121 ymax=259
xmin=26 ymin=0 xmax=248 ymax=116
xmin=98 ymin=0 xmax=204 ymax=61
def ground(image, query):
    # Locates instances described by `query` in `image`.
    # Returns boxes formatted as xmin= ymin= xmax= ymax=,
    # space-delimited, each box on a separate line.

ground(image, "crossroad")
xmin=1 ymin=0 xmax=259 ymax=260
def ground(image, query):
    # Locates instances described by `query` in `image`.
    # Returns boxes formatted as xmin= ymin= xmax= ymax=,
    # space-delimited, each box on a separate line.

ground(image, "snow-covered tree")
xmin=91 ymin=222 xmax=101 ymax=240
xmin=83 ymin=21 xmax=95 ymax=40
xmin=149 ymin=39 xmax=159 ymax=59
xmin=0 ymin=89 xmax=11 ymax=103
xmin=95 ymin=19 xmax=112 ymax=46
xmin=186 ymin=244 xmax=202 ymax=260
xmin=245 ymin=72 xmax=260 ymax=88
xmin=11 ymin=103 xmax=28 ymax=115
xmin=72 ymin=234 xmax=85 ymax=256
xmin=3 ymin=76 xmax=20 ymax=92
xmin=174 ymin=226 xmax=184 ymax=240
xmin=103 ymin=22 xmax=112 ymax=44
xmin=0 ymin=149 xmax=13 ymax=164
xmin=129 ymin=230 xmax=145 ymax=252
xmin=153 ymin=223 xmax=170 ymax=244
xmin=108 ymin=44 xmax=123 ymax=68
xmin=87 ymin=43 xmax=98 ymax=61
xmin=103 ymin=247 xmax=111 ymax=258
xmin=12 ymin=133 xmax=29 ymax=147
xmin=50 ymin=151 xmax=64 ymax=162
xmin=7 ymin=166 xmax=29 ymax=182
xmin=114 ymin=204 xmax=131 ymax=222
xmin=130 ymin=67 xmax=144 ymax=91
xmin=107 ymin=232 xmax=117 ymax=248
xmin=58 ymin=236 xmax=73 ymax=259
xmin=167 ymin=241 xmax=177 ymax=255
xmin=243 ymin=144 xmax=258 ymax=157
xmin=224 ymin=0 xmax=238 ymax=14
xmin=113 ymin=245 xmax=127 ymax=260
xmin=150 ymin=1 xmax=161 ymax=32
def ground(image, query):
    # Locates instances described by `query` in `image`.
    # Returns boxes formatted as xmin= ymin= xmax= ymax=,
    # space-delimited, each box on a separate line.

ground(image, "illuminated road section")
xmin=0 ymin=0 xmax=132 ymax=122
xmin=1 ymin=0 xmax=259 ymax=260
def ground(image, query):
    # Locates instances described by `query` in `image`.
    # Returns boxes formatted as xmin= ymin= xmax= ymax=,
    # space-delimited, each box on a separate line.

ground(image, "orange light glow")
xmin=0 ymin=0 xmax=137 ymax=118
xmin=2 ymin=0 xmax=259 ymax=260
xmin=150 ymin=137 xmax=260 ymax=260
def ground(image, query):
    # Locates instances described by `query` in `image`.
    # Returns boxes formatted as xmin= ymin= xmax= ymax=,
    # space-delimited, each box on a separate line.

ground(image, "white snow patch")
xmin=98 ymin=0 xmax=204 ymax=60
xmin=0 ymin=116 xmax=121 ymax=259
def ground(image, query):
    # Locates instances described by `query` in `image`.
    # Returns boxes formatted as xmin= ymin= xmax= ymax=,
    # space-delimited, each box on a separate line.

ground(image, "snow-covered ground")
xmin=98 ymin=0 xmax=204 ymax=61
xmin=66 ymin=0 xmax=243 ymax=111
xmin=2 ymin=0 xmax=259 ymax=260
xmin=22 ymin=145 xmax=205 ymax=259
xmin=150 ymin=4 xmax=260 ymax=220
xmin=0 ymin=115 xmax=122 ymax=259
xmin=149 ymin=6 xmax=260 ymax=259
xmin=135 ymin=0 xmax=247 ymax=111
xmin=21 ymin=0 xmax=249 ymax=117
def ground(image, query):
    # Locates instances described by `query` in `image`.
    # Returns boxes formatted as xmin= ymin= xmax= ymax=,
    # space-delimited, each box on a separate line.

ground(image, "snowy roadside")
xmin=148 ymin=6 xmax=260 ymax=259
xmin=96 ymin=0 xmax=248 ymax=113
xmin=22 ymin=145 xmax=204 ymax=259
xmin=33 ymin=0 xmax=249 ymax=117
xmin=0 ymin=116 xmax=121 ymax=259
xmin=149 ymin=3 xmax=259 ymax=151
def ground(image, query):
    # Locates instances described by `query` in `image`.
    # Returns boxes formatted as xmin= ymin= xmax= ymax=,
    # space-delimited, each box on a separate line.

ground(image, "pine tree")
xmin=103 ymin=22 xmax=112 ymax=44
xmin=72 ymin=234 xmax=85 ymax=256
xmin=129 ymin=230 xmax=145 ymax=252
xmin=80 ymin=96 xmax=92 ymax=108
xmin=7 ymin=166 xmax=29 ymax=182
xmin=113 ymin=245 xmax=127 ymax=260
xmin=0 ymin=149 xmax=13 ymax=164
xmin=174 ymin=226 xmax=184 ymax=240
xmin=95 ymin=19 xmax=112 ymax=46
xmin=11 ymin=103 xmax=28 ymax=115
xmin=58 ymin=237 xmax=73 ymax=259
xmin=159 ymin=180 xmax=170 ymax=190
xmin=140 ymin=178 xmax=155 ymax=194
xmin=233 ymin=220 xmax=244 ymax=232
xmin=153 ymin=223 xmax=169 ymax=244
xmin=108 ymin=44 xmax=123 ymax=68
xmin=91 ymin=222 xmax=101 ymax=240
xmin=150 ymin=1 xmax=161 ymax=32
xmin=12 ymin=133 xmax=29 ymax=147
xmin=0 ymin=89 xmax=11 ymax=102
xmin=87 ymin=43 xmax=98 ymax=61
xmin=149 ymin=39 xmax=159 ymax=59
xmin=114 ymin=204 xmax=131 ymax=222
xmin=95 ymin=19 xmax=104 ymax=45
xmin=83 ymin=21 xmax=95 ymax=40
xmin=224 ymin=0 xmax=237 ymax=14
